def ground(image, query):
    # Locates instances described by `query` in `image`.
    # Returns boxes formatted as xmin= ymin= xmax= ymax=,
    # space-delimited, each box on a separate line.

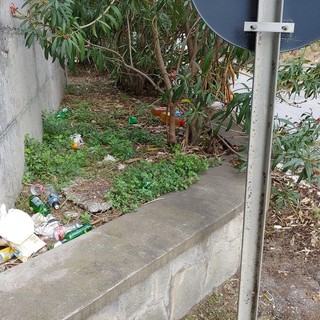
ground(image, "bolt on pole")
xmin=237 ymin=0 xmax=285 ymax=318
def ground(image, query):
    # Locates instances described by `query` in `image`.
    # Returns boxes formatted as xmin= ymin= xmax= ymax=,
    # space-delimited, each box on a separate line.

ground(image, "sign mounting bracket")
xmin=244 ymin=21 xmax=295 ymax=33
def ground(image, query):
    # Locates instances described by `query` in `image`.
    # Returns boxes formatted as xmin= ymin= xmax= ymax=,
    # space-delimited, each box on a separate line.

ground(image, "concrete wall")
xmin=0 ymin=0 xmax=65 ymax=207
xmin=0 ymin=163 xmax=245 ymax=320
xmin=88 ymin=213 xmax=243 ymax=320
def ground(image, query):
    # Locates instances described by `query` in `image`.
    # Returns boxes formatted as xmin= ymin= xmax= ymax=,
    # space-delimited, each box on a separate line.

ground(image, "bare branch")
xmin=84 ymin=40 xmax=164 ymax=93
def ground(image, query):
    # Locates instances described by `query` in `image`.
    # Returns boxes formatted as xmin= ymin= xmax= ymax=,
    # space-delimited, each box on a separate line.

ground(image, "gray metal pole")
xmin=237 ymin=0 xmax=284 ymax=318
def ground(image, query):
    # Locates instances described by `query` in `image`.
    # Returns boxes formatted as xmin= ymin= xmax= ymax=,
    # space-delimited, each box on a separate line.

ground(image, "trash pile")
xmin=0 ymin=183 xmax=92 ymax=271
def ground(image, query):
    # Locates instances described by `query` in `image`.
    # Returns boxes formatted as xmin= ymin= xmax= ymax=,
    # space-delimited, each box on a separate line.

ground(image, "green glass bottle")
xmin=29 ymin=195 xmax=51 ymax=216
xmin=55 ymin=107 xmax=68 ymax=119
xmin=62 ymin=223 xmax=93 ymax=242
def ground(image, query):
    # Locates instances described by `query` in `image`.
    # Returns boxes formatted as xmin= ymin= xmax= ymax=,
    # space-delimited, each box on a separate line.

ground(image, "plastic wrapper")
xmin=32 ymin=213 xmax=61 ymax=239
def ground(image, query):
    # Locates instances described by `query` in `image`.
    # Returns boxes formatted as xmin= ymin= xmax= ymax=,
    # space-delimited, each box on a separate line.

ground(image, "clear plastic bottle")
xmin=45 ymin=184 xmax=60 ymax=210
xmin=53 ymin=221 xmax=83 ymax=241
xmin=30 ymin=183 xmax=45 ymax=196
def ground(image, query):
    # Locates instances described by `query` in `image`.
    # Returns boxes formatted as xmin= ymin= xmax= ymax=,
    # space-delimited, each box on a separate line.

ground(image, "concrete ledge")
xmin=0 ymin=162 xmax=245 ymax=320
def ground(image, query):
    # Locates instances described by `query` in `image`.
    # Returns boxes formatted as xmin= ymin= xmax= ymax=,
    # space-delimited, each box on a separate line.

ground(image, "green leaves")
xmin=272 ymin=114 xmax=320 ymax=186
xmin=106 ymin=152 xmax=210 ymax=213
xmin=212 ymin=91 xmax=252 ymax=135
xmin=17 ymin=0 xmax=124 ymax=69
xmin=278 ymin=57 xmax=320 ymax=99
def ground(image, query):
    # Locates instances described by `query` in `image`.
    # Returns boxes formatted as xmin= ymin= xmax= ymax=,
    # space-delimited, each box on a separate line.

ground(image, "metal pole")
xmin=237 ymin=0 xmax=284 ymax=318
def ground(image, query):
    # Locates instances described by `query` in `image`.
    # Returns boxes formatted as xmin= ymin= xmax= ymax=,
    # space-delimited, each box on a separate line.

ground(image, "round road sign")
xmin=193 ymin=0 xmax=320 ymax=51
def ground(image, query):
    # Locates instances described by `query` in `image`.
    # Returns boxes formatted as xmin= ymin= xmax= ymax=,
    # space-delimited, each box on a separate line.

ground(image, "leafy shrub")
xmin=272 ymin=114 xmax=320 ymax=186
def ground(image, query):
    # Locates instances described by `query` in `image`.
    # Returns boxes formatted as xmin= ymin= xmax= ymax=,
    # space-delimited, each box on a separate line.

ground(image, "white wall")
xmin=0 ymin=0 xmax=65 ymax=207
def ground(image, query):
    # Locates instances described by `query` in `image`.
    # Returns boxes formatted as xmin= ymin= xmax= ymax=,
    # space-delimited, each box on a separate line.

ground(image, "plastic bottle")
xmin=53 ymin=221 xmax=83 ymax=241
xmin=29 ymin=195 xmax=51 ymax=216
xmin=44 ymin=184 xmax=60 ymax=210
xmin=30 ymin=183 xmax=45 ymax=196
xmin=0 ymin=247 xmax=14 ymax=264
xmin=151 ymin=106 xmax=167 ymax=116
xmin=70 ymin=134 xmax=83 ymax=150
xmin=159 ymin=112 xmax=186 ymax=127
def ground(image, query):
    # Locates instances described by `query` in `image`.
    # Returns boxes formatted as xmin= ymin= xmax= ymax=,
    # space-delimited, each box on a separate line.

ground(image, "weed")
xmin=23 ymin=100 xmax=166 ymax=197
xmin=80 ymin=212 xmax=92 ymax=224
xmin=271 ymin=184 xmax=300 ymax=212
xmin=101 ymin=127 xmax=165 ymax=160
xmin=106 ymin=152 xmax=210 ymax=213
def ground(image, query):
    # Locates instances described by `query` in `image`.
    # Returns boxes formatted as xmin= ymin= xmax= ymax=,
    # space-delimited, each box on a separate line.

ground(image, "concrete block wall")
xmin=0 ymin=163 xmax=245 ymax=320
xmin=0 ymin=0 xmax=65 ymax=207
xmin=88 ymin=213 xmax=243 ymax=320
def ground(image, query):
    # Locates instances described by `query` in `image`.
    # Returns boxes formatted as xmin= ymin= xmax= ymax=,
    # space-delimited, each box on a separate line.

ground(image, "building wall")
xmin=0 ymin=1 xmax=65 ymax=207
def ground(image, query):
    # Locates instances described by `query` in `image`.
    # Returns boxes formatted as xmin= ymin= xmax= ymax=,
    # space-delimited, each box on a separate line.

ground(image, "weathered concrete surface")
xmin=0 ymin=0 xmax=65 ymax=207
xmin=0 ymin=162 xmax=245 ymax=320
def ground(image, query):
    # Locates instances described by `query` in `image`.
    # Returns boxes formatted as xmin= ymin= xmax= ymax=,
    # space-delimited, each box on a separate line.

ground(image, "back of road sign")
xmin=193 ymin=0 xmax=320 ymax=51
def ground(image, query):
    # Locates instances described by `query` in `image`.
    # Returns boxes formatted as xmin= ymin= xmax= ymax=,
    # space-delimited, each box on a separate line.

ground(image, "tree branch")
xmin=84 ymin=40 xmax=164 ymax=93
xmin=80 ymin=0 xmax=116 ymax=30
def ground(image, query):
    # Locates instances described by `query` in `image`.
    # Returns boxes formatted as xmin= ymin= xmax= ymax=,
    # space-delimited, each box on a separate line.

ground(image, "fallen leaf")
xmin=312 ymin=294 xmax=320 ymax=301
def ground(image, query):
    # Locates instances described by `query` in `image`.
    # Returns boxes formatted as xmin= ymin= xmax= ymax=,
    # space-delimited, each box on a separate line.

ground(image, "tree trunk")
xmin=152 ymin=17 xmax=176 ymax=145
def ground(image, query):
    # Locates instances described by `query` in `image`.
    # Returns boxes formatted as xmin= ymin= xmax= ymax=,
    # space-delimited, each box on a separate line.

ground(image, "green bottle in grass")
xmin=29 ymin=195 xmax=51 ymax=216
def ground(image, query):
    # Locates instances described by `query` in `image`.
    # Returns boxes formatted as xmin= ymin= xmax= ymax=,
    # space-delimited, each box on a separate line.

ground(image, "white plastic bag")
xmin=0 ymin=204 xmax=34 ymax=244
xmin=0 ymin=204 xmax=45 ymax=262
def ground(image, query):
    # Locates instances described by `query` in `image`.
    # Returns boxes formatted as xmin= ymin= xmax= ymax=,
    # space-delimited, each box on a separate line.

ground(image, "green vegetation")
xmin=272 ymin=114 xmax=320 ymax=185
xmin=107 ymin=152 xmax=209 ymax=213
xmin=23 ymin=100 xmax=210 ymax=213
xmin=14 ymin=1 xmax=320 ymax=215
